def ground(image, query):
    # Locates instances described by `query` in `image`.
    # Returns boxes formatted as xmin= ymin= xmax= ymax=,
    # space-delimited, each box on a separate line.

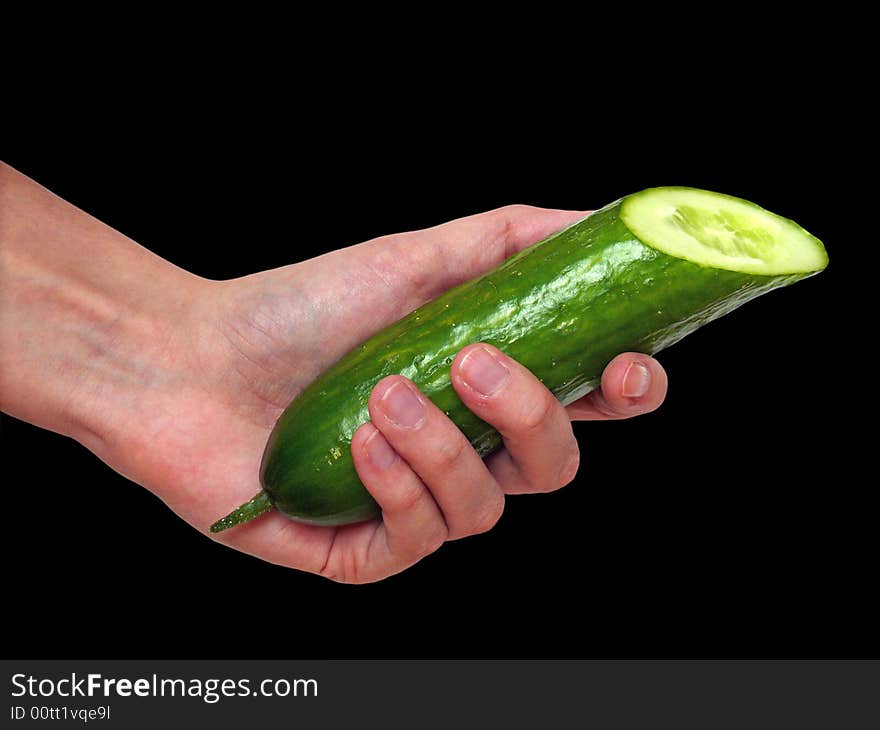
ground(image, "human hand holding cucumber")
xmin=0 ymin=162 xmax=825 ymax=583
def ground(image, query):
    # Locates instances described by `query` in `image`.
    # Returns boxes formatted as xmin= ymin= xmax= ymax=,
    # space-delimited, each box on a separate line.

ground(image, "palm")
xmin=127 ymin=236 xmax=450 ymax=575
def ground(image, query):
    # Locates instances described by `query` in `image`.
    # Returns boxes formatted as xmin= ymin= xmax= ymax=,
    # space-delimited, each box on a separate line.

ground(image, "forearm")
xmin=0 ymin=162 xmax=208 ymax=451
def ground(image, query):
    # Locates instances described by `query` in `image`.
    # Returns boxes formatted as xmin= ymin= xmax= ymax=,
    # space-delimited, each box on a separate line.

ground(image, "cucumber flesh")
xmin=622 ymin=187 xmax=827 ymax=275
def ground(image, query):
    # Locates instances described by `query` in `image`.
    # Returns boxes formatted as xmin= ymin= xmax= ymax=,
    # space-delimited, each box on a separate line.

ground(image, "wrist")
xmin=58 ymin=271 xmax=208 ymax=454
xmin=0 ymin=162 xmax=212 ymax=453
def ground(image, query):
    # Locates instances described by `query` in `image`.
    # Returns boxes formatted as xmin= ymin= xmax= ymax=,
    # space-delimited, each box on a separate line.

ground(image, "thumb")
xmin=348 ymin=205 xmax=589 ymax=305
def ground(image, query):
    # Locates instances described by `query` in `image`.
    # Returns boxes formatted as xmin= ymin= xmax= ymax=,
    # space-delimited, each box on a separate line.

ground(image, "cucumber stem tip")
xmin=210 ymin=491 xmax=274 ymax=533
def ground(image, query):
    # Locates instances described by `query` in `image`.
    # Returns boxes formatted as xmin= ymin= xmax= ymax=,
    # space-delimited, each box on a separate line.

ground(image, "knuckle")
xmin=519 ymin=391 xmax=556 ymax=433
xmin=516 ymin=472 xmax=552 ymax=494
xmin=432 ymin=433 xmax=470 ymax=469
xmin=394 ymin=523 xmax=448 ymax=561
xmin=493 ymin=205 xmax=538 ymax=255
xmin=391 ymin=479 xmax=425 ymax=513
xmin=471 ymin=494 xmax=505 ymax=535
xmin=421 ymin=524 xmax=449 ymax=554
xmin=557 ymin=444 xmax=581 ymax=488
xmin=496 ymin=203 xmax=534 ymax=218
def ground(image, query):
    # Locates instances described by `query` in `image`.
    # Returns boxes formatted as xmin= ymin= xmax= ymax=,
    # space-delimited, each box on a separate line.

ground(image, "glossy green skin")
xmin=261 ymin=199 xmax=808 ymax=525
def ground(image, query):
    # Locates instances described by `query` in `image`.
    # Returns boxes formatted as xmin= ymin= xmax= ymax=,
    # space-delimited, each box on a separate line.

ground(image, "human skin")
xmin=0 ymin=162 xmax=667 ymax=583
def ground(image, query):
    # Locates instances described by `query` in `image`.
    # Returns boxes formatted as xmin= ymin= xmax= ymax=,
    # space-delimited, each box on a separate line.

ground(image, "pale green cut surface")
xmin=621 ymin=187 xmax=828 ymax=275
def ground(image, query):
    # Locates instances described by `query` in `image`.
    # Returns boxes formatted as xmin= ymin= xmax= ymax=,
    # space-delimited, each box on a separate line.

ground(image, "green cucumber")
xmin=210 ymin=186 xmax=827 ymax=532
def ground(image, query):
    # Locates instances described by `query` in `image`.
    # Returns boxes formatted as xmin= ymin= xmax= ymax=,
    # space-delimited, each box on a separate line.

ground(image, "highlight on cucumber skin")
xmin=209 ymin=186 xmax=827 ymax=534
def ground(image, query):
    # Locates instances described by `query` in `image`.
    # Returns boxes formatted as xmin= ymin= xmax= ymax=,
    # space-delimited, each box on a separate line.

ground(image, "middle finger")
xmin=368 ymin=375 xmax=505 ymax=540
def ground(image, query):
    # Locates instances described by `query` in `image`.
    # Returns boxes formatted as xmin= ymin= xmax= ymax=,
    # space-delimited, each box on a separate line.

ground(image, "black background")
xmin=1 ymin=49 xmax=872 ymax=661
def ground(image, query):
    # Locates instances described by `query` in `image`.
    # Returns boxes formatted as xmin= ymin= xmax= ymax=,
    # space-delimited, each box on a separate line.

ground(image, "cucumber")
xmin=211 ymin=187 xmax=827 ymax=532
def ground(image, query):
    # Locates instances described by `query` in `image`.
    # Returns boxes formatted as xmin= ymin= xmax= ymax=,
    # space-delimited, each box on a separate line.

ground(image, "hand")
xmin=135 ymin=205 xmax=667 ymax=583
xmin=1 ymin=164 xmax=667 ymax=583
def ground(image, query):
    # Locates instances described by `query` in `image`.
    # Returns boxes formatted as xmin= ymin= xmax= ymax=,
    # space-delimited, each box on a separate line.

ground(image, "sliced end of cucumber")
xmin=621 ymin=187 xmax=828 ymax=276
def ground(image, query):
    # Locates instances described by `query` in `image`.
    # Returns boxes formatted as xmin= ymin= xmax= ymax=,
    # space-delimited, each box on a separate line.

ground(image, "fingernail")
xmin=622 ymin=362 xmax=651 ymax=398
xmin=365 ymin=430 xmax=397 ymax=469
xmin=460 ymin=347 xmax=510 ymax=396
xmin=381 ymin=381 xmax=426 ymax=428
